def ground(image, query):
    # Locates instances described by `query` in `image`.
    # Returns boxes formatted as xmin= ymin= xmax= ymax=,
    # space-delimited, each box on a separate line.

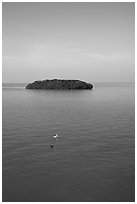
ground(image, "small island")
xmin=26 ymin=79 xmax=93 ymax=90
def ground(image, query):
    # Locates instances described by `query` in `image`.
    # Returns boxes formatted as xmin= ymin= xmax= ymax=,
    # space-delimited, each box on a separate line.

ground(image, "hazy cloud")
xmin=2 ymin=2 xmax=135 ymax=82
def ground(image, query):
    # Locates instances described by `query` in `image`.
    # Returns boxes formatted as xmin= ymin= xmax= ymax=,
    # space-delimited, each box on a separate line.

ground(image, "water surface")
xmin=2 ymin=83 xmax=135 ymax=202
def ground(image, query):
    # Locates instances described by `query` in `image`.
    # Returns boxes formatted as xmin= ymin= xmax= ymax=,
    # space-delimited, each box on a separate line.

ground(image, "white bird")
xmin=53 ymin=134 xmax=59 ymax=139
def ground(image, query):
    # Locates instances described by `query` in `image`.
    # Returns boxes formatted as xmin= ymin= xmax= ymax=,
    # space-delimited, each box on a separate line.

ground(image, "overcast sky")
xmin=2 ymin=2 xmax=135 ymax=83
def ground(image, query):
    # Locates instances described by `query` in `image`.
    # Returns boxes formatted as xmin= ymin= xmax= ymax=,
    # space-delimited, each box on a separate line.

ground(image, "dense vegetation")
xmin=26 ymin=79 xmax=93 ymax=90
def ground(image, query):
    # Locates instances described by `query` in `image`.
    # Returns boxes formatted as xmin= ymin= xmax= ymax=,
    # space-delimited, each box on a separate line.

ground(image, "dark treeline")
xmin=26 ymin=79 xmax=93 ymax=90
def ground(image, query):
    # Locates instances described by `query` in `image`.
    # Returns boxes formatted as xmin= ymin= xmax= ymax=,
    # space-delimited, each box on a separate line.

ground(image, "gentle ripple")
xmin=2 ymin=83 xmax=135 ymax=202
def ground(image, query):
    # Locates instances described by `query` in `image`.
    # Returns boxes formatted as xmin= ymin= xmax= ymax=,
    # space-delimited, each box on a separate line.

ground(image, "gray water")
xmin=2 ymin=83 xmax=135 ymax=202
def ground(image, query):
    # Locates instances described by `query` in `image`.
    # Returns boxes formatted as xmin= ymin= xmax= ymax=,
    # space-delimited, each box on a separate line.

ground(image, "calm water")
xmin=2 ymin=83 xmax=135 ymax=202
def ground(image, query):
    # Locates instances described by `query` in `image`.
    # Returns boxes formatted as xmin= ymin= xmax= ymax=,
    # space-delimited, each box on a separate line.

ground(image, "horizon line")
xmin=2 ymin=81 xmax=135 ymax=84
